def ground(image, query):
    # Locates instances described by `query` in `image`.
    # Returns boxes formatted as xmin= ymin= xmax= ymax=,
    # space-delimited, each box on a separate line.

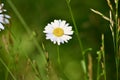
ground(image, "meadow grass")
xmin=0 ymin=0 xmax=119 ymax=80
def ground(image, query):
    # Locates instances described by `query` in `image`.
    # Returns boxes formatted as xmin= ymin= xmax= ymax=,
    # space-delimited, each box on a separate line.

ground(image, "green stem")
xmin=0 ymin=58 xmax=17 ymax=80
xmin=57 ymin=46 xmax=70 ymax=80
xmin=97 ymin=56 xmax=100 ymax=80
xmin=57 ymin=46 xmax=61 ymax=65
xmin=7 ymin=1 xmax=47 ymax=80
xmin=114 ymin=0 xmax=119 ymax=80
xmin=65 ymin=0 xmax=83 ymax=54
xmin=102 ymin=53 xmax=107 ymax=80
xmin=65 ymin=0 xmax=87 ymax=80
xmin=7 ymin=0 xmax=46 ymax=63
xmin=5 ymin=63 xmax=10 ymax=80
xmin=24 ymin=54 xmax=42 ymax=80
xmin=102 ymin=35 xmax=106 ymax=80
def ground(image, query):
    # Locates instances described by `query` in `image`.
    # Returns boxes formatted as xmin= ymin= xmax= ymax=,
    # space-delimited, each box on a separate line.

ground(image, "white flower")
xmin=0 ymin=3 xmax=10 ymax=31
xmin=43 ymin=20 xmax=74 ymax=45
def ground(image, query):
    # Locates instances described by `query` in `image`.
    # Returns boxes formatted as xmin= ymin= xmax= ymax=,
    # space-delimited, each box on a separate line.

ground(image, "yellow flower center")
xmin=53 ymin=28 xmax=64 ymax=37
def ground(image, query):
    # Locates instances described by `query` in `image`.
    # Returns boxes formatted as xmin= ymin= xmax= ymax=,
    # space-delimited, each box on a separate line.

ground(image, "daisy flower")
xmin=0 ymin=3 xmax=10 ymax=31
xmin=43 ymin=20 xmax=73 ymax=45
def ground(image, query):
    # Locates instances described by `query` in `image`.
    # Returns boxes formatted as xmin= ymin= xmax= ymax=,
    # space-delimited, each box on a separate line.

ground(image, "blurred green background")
xmin=0 ymin=0 xmax=119 ymax=80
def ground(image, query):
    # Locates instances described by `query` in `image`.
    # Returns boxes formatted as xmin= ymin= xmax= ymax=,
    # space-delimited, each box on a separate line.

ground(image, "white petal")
xmin=64 ymin=26 xmax=72 ymax=31
xmin=46 ymin=33 xmax=53 ymax=39
xmin=64 ymin=30 xmax=73 ymax=35
xmin=44 ymin=25 xmax=54 ymax=33
xmin=56 ymin=37 xmax=61 ymax=45
xmin=46 ymin=34 xmax=57 ymax=44
xmin=64 ymin=23 xmax=69 ymax=27
xmin=61 ymin=35 xmax=72 ymax=42
xmin=4 ymin=18 xmax=10 ymax=24
xmin=0 ymin=18 xmax=9 ymax=24
xmin=0 ymin=3 xmax=4 ymax=10
xmin=59 ymin=37 xmax=65 ymax=44
xmin=64 ymin=26 xmax=73 ymax=35
xmin=52 ymin=20 xmax=60 ymax=27
xmin=5 ymin=15 xmax=11 ymax=18
xmin=0 ymin=23 xmax=4 ymax=30
xmin=0 ymin=10 xmax=3 ymax=13
xmin=0 ymin=14 xmax=10 ymax=24
xmin=0 ymin=14 xmax=4 ymax=17
xmin=60 ymin=20 xmax=66 ymax=28
xmin=3 ymin=9 xmax=7 ymax=12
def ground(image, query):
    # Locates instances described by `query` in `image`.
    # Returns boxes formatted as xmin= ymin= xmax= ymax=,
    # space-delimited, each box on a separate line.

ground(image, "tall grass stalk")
xmin=91 ymin=0 xmax=119 ymax=79
xmin=7 ymin=0 xmax=48 ymax=80
xmin=96 ymin=35 xmax=106 ymax=80
xmin=96 ymin=51 xmax=100 ymax=80
xmin=108 ymin=0 xmax=120 ymax=79
xmin=24 ymin=54 xmax=42 ymax=80
xmin=114 ymin=0 xmax=119 ymax=80
xmin=57 ymin=46 xmax=61 ymax=65
xmin=0 ymin=58 xmax=16 ymax=80
xmin=57 ymin=46 xmax=62 ymax=80
xmin=65 ymin=0 xmax=87 ymax=80
xmin=6 ymin=0 xmax=46 ymax=63
xmin=101 ymin=35 xmax=106 ymax=80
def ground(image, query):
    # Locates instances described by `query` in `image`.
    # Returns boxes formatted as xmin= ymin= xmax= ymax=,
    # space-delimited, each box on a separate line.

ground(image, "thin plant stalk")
xmin=65 ymin=0 xmax=87 ymax=80
xmin=57 ymin=46 xmax=61 ymax=65
xmin=7 ymin=0 xmax=46 ymax=63
xmin=57 ymin=46 xmax=70 ymax=80
xmin=7 ymin=1 xmax=47 ymax=80
xmin=96 ymin=62 xmax=100 ymax=80
xmin=106 ymin=0 xmax=119 ymax=79
xmin=114 ymin=0 xmax=119 ymax=80
xmin=24 ymin=54 xmax=42 ymax=80
xmin=5 ymin=62 xmax=11 ymax=80
xmin=96 ymin=52 xmax=100 ymax=80
xmin=101 ymin=35 xmax=106 ymax=80
xmin=65 ymin=0 xmax=83 ymax=53
xmin=106 ymin=2 xmax=119 ymax=76
xmin=102 ymin=54 xmax=106 ymax=80
xmin=96 ymin=35 xmax=106 ymax=80
xmin=0 ymin=58 xmax=17 ymax=80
